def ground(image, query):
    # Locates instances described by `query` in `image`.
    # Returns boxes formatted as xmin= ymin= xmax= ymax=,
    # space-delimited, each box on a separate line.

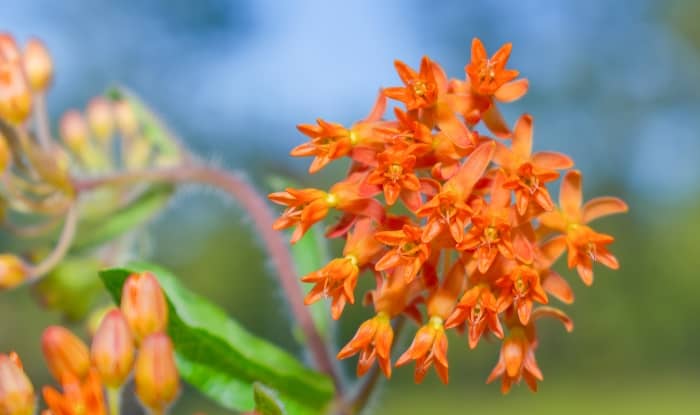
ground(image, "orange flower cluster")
xmin=270 ymin=38 xmax=628 ymax=392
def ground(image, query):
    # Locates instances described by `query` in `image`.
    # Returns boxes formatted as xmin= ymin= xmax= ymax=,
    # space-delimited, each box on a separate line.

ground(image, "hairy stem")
xmin=73 ymin=164 xmax=345 ymax=392
xmin=33 ymin=93 xmax=53 ymax=149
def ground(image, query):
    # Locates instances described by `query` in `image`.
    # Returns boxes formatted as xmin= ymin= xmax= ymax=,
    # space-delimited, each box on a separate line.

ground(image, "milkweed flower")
xmin=134 ymin=333 xmax=180 ymax=414
xmin=270 ymin=36 xmax=627 ymax=391
xmin=42 ymin=369 xmax=106 ymax=415
xmin=41 ymin=326 xmax=91 ymax=383
xmin=91 ymin=309 xmax=135 ymax=388
xmin=121 ymin=272 xmax=169 ymax=343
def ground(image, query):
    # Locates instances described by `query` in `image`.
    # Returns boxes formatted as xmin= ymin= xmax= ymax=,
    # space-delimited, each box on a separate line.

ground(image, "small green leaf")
xmin=99 ymin=263 xmax=334 ymax=414
xmin=253 ymin=382 xmax=287 ymax=415
xmin=72 ymin=184 xmax=173 ymax=251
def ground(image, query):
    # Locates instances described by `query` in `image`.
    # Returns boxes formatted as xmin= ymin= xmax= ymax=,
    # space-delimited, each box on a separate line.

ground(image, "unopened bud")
xmin=41 ymin=326 xmax=90 ymax=383
xmin=0 ymin=352 xmax=35 ymax=415
xmin=0 ymin=254 xmax=28 ymax=291
xmin=59 ymin=110 xmax=89 ymax=152
xmin=134 ymin=333 xmax=179 ymax=413
xmin=114 ymin=100 xmax=138 ymax=136
xmin=22 ymin=38 xmax=52 ymax=92
xmin=121 ymin=272 xmax=168 ymax=342
xmin=0 ymin=35 xmax=32 ymax=124
xmin=91 ymin=309 xmax=135 ymax=388
xmin=86 ymin=97 xmax=114 ymax=144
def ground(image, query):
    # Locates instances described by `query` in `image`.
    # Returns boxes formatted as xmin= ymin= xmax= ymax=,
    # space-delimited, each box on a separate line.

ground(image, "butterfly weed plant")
xmin=0 ymin=32 xmax=627 ymax=415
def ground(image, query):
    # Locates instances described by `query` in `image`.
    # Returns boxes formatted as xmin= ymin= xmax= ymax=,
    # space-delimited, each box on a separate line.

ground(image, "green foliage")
xmin=71 ymin=184 xmax=174 ymax=252
xmin=99 ymin=262 xmax=334 ymax=414
xmin=36 ymin=256 xmax=104 ymax=320
xmin=253 ymin=382 xmax=287 ymax=415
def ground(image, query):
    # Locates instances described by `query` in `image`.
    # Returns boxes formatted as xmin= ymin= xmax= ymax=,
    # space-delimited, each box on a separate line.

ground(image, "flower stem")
xmin=107 ymin=387 xmax=121 ymax=415
xmin=26 ymin=203 xmax=78 ymax=281
xmin=73 ymin=163 xmax=345 ymax=392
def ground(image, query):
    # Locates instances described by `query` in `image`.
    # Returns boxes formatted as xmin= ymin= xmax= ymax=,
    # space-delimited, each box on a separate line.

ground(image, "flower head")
xmin=0 ymin=352 xmax=35 ymax=415
xmin=337 ymin=313 xmax=394 ymax=378
xmin=396 ymin=316 xmax=449 ymax=384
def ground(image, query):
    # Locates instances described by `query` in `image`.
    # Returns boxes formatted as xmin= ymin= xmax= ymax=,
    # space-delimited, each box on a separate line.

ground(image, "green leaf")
xmin=71 ymin=184 xmax=174 ymax=251
xmin=99 ymin=263 xmax=334 ymax=414
xmin=253 ymin=382 xmax=287 ymax=415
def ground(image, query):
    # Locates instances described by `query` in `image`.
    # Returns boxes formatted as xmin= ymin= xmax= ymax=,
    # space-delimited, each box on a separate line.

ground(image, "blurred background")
xmin=2 ymin=0 xmax=700 ymax=413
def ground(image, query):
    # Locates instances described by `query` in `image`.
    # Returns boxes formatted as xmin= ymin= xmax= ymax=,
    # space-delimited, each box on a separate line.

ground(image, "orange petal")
xmin=582 ymin=197 xmax=628 ymax=224
xmin=541 ymin=271 xmax=574 ymax=304
xmin=482 ymin=103 xmax=511 ymax=138
xmin=494 ymin=78 xmax=529 ymax=103
xmin=511 ymin=114 xmax=533 ymax=160
xmin=560 ymin=170 xmax=583 ymax=222
xmin=531 ymin=151 xmax=574 ymax=170
xmin=471 ymin=38 xmax=487 ymax=61
xmin=364 ymin=89 xmax=387 ymax=122
xmin=532 ymin=306 xmax=574 ymax=332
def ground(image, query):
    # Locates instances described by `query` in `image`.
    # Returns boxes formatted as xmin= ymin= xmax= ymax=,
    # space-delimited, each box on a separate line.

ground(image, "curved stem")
xmin=34 ymin=93 xmax=53 ymax=149
xmin=27 ymin=203 xmax=78 ymax=280
xmin=73 ymin=164 xmax=345 ymax=392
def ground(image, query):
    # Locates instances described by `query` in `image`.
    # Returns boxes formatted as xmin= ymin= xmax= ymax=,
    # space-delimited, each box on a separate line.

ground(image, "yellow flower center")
xmin=484 ymin=226 xmax=499 ymax=243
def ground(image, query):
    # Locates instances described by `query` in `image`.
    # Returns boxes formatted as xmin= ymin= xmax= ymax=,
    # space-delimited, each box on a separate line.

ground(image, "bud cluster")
xmin=0 ymin=272 xmax=180 ymax=415
xmin=270 ymin=38 xmax=628 ymax=391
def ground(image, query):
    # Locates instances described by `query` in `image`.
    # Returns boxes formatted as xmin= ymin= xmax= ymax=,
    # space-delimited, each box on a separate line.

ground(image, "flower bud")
xmin=134 ymin=333 xmax=179 ymax=413
xmin=41 ymin=326 xmax=90 ymax=383
xmin=86 ymin=97 xmax=114 ymax=144
xmin=121 ymin=272 xmax=168 ymax=342
xmin=114 ymin=100 xmax=138 ymax=137
xmin=0 ymin=255 xmax=28 ymax=291
xmin=0 ymin=35 xmax=32 ymax=124
xmin=91 ymin=309 xmax=135 ymax=388
xmin=59 ymin=110 xmax=89 ymax=152
xmin=0 ymin=352 xmax=35 ymax=415
xmin=22 ymin=38 xmax=52 ymax=92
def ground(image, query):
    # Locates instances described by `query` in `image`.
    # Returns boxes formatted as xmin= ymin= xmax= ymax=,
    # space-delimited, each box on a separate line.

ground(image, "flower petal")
xmin=494 ymin=78 xmax=529 ymax=103
xmin=582 ymin=197 xmax=629 ymax=224
xmin=560 ymin=170 xmax=583 ymax=222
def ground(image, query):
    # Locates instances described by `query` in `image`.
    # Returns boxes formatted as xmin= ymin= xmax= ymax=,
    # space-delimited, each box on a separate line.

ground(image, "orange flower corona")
xmin=271 ymin=37 xmax=627 ymax=392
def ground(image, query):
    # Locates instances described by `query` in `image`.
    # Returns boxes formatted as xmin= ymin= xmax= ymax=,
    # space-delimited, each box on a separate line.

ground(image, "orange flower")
xmin=385 ymin=57 xmax=440 ymax=111
xmin=539 ymin=170 xmax=628 ymax=284
xmin=458 ymin=173 xmax=533 ymax=272
xmin=269 ymin=188 xmax=333 ymax=243
xmin=396 ymin=317 xmax=449 ymax=384
xmin=417 ymin=141 xmax=494 ymax=242
xmin=495 ymin=264 xmax=548 ymax=325
xmin=365 ymin=145 xmax=421 ymax=208
xmin=337 ymin=313 xmax=394 ymax=378
xmin=487 ymin=307 xmax=573 ymax=394
xmin=0 ymin=352 xmax=35 ymax=415
xmin=375 ymin=224 xmax=430 ymax=282
xmin=496 ymin=114 xmax=573 ymax=215
xmin=41 ymin=326 xmax=90 ymax=383
xmin=42 ymin=369 xmax=106 ymax=415
xmin=445 ymin=283 xmax=503 ymax=348
xmin=302 ymin=219 xmax=382 ymax=319
xmin=466 ymin=38 xmax=519 ymax=97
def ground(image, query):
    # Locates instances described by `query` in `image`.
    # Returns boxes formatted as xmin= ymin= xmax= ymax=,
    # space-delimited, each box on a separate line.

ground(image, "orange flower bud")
xmin=59 ymin=110 xmax=89 ymax=152
xmin=91 ymin=309 xmax=135 ymax=388
xmin=22 ymin=38 xmax=52 ymax=92
xmin=0 ymin=255 xmax=28 ymax=291
xmin=121 ymin=272 xmax=168 ymax=342
xmin=134 ymin=333 xmax=179 ymax=413
xmin=0 ymin=352 xmax=35 ymax=415
xmin=86 ymin=97 xmax=114 ymax=143
xmin=114 ymin=100 xmax=138 ymax=136
xmin=0 ymin=35 xmax=32 ymax=124
xmin=41 ymin=326 xmax=90 ymax=383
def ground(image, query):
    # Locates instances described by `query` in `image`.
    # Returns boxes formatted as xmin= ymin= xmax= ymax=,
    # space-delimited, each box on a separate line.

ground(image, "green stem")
xmin=107 ymin=387 xmax=121 ymax=415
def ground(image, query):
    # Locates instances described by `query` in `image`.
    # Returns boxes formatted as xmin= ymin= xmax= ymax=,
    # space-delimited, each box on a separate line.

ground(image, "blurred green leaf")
xmin=71 ymin=184 xmax=173 ymax=252
xmin=99 ymin=262 xmax=334 ymax=414
xmin=36 ymin=256 xmax=104 ymax=320
xmin=253 ymin=382 xmax=287 ymax=415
